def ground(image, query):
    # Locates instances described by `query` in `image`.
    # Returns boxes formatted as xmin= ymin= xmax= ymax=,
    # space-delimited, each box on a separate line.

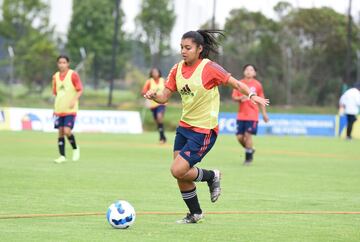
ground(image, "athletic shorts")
xmin=346 ymin=114 xmax=357 ymax=125
xmin=174 ymin=126 xmax=217 ymax=167
xmin=54 ymin=115 xmax=76 ymax=129
xmin=236 ymin=120 xmax=258 ymax=135
xmin=150 ymin=105 xmax=166 ymax=120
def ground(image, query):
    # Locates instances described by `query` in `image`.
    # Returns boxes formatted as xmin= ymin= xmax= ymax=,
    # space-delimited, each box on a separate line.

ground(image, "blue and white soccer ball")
xmin=106 ymin=200 xmax=136 ymax=229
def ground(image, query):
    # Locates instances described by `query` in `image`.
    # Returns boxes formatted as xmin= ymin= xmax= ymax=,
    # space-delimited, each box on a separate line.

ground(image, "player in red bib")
xmin=232 ymin=64 xmax=269 ymax=165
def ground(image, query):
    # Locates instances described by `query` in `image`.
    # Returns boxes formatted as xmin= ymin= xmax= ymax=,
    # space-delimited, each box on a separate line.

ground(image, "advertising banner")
xmin=3 ymin=107 xmax=143 ymax=134
xmin=219 ymin=113 xmax=336 ymax=136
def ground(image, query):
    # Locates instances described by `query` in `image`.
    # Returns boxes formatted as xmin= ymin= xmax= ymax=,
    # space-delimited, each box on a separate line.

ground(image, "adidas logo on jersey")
xmin=180 ymin=84 xmax=194 ymax=96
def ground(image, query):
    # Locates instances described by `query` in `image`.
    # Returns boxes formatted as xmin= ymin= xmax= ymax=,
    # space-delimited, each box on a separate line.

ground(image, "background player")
xmin=232 ymin=64 xmax=269 ymax=165
xmin=142 ymin=68 xmax=167 ymax=143
xmin=339 ymin=82 xmax=360 ymax=140
xmin=144 ymin=30 xmax=269 ymax=224
xmin=52 ymin=55 xmax=83 ymax=163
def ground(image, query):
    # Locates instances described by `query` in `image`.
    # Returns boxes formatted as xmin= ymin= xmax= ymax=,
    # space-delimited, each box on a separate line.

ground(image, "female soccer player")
xmin=142 ymin=68 xmax=167 ymax=143
xmin=144 ymin=30 xmax=269 ymax=224
xmin=52 ymin=55 xmax=83 ymax=163
xmin=232 ymin=64 xmax=269 ymax=165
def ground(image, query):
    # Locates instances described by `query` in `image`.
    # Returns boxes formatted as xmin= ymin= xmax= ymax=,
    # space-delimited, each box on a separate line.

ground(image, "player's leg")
xmin=236 ymin=120 xmax=246 ymax=147
xmin=58 ymin=127 xmax=66 ymax=156
xmin=171 ymin=128 xmax=220 ymax=223
xmin=172 ymin=156 xmax=202 ymax=219
xmin=150 ymin=107 xmax=161 ymax=142
xmin=171 ymin=155 xmax=204 ymax=223
xmin=243 ymin=121 xmax=258 ymax=165
xmin=54 ymin=116 xmax=66 ymax=163
xmin=63 ymin=115 xmax=80 ymax=161
xmin=156 ymin=106 xmax=166 ymax=143
xmin=244 ymin=131 xmax=254 ymax=163
xmin=236 ymin=120 xmax=248 ymax=161
xmin=172 ymin=129 xmax=202 ymax=222
xmin=346 ymin=114 xmax=356 ymax=139
xmin=236 ymin=134 xmax=246 ymax=148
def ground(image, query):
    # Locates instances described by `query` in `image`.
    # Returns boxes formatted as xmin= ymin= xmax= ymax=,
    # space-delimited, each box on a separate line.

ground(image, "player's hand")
xmin=143 ymin=90 xmax=157 ymax=100
xmin=263 ymin=114 xmax=270 ymax=123
xmin=338 ymin=107 xmax=345 ymax=115
xmin=251 ymin=95 xmax=269 ymax=106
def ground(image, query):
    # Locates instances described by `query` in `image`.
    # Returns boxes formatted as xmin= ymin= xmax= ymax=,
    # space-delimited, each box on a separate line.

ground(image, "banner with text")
xmin=219 ymin=113 xmax=336 ymax=136
xmin=3 ymin=107 xmax=143 ymax=134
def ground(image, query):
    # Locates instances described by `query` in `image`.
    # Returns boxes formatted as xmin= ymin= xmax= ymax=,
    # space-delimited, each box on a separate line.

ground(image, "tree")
xmin=0 ymin=0 xmax=57 ymax=92
xmin=221 ymin=5 xmax=360 ymax=106
xmin=223 ymin=8 xmax=284 ymax=103
xmin=273 ymin=1 xmax=293 ymax=19
xmin=108 ymin=0 xmax=121 ymax=107
xmin=67 ymin=0 xmax=128 ymax=89
xmin=284 ymin=7 xmax=360 ymax=104
xmin=136 ymin=0 xmax=176 ymax=67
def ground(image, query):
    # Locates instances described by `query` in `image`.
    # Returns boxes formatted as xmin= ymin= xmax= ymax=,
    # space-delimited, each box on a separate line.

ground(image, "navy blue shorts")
xmin=54 ymin=115 xmax=76 ymax=129
xmin=151 ymin=105 xmax=166 ymax=120
xmin=174 ymin=126 xmax=217 ymax=167
xmin=236 ymin=120 xmax=258 ymax=135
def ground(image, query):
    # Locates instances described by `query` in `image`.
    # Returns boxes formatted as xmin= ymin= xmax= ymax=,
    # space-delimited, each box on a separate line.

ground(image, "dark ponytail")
xmin=182 ymin=30 xmax=225 ymax=59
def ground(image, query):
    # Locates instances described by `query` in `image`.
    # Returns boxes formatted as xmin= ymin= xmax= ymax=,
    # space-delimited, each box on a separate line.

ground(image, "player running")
xmin=232 ymin=64 xmax=269 ymax=165
xmin=144 ymin=30 xmax=269 ymax=224
xmin=52 ymin=55 xmax=83 ymax=163
xmin=142 ymin=68 xmax=167 ymax=143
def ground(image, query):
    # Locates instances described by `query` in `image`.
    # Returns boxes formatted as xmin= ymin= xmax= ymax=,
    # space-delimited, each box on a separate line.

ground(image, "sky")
xmin=49 ymin=0 xmax=360 ymax=49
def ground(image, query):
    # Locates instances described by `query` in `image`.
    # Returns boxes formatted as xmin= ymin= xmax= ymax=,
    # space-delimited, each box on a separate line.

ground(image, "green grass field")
xmin=0 ymin=131 xmax=359 ymax=241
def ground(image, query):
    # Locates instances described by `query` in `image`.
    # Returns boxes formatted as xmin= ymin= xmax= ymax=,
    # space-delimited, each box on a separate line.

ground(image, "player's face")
xmin=57 ymin=58 xmax=69 ymax=72
xmin=151 ymin=69 xmax=160 ymax=79
xmin=244 ymin=66 xmax=256 ymax=78
xmin=180 ymin=38 xmax=203 ymax=65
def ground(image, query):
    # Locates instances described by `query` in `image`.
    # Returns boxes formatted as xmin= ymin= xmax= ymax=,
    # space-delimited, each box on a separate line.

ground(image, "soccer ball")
xmin=106 ymin=200 xmax=136 ymax=229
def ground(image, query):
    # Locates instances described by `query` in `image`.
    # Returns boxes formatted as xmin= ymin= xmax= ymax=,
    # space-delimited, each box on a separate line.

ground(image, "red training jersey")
xmin=166 ymin=59 xmax=231 ymax=134
xmin=232 ymin=79 xmax=264 ymax=121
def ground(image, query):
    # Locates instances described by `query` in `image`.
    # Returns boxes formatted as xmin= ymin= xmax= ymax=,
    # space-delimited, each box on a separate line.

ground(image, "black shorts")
xmin=54 ymin=115 xmax=76 ymax=129
xmin=236 ymin=120 xmax=258 ymax=135
xmin=174 ymin=126 xmax=217 ymax=167
xmin=150 ymin=105 xmax=166 ymax=120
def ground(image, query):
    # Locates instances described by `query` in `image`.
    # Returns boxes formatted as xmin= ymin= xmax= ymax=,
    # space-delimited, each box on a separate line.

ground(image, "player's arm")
xmin=141 ymin=80 xmax=151 ymax=95
xmin=338 ymin=94 xmax=345 ymax=115
xmin=259 ymin=104 xmax=269 ymax=122
xmin=227 ymin=76 xmax=269 ymax=106
xmin=257 ymin=84 xmax=269 ymax=122
xmin=232 ymin=90 xmax=248 ymax=102
xmin=52 ymin=76 xmax=57 ymax=96
xmin=144 ymin=87 xmax=173 ymax=104
xmin=69 ymin=72 xmax=83 ymax=108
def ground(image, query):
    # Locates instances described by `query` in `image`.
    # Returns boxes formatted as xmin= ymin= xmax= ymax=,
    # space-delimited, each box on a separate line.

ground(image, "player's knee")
xmin=64 ymin=129 xmax=72 ymax=137
xmin=58 ymin=129 xmax=65 ymax=137
xmin=236 ymin=135 xmax=244 ymax=142
xmin=157 ymin=116 xmax=164 ymax=123
xmin=170 ymin=166 xmax=185 ymax=179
